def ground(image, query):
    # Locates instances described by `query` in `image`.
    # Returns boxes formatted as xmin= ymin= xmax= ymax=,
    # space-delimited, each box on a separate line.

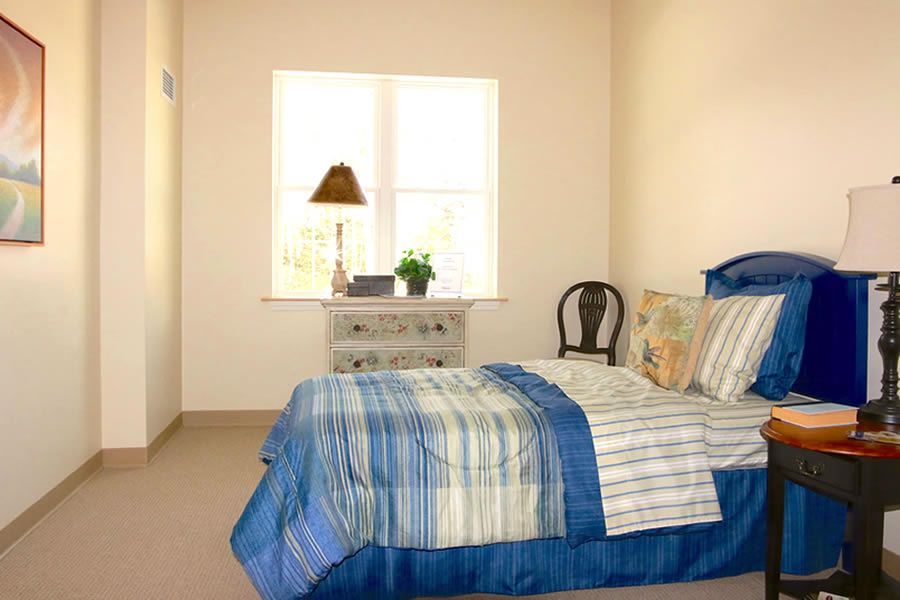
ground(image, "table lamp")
xmin=835 ymin=177 xmax=900 ymax=424
xmin=307 ymin=163 xmax=368 ymax=296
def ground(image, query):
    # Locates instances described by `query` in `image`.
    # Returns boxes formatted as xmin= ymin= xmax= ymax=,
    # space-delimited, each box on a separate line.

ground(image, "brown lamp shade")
xmin=307 ymin=163 xmax=368 ymax=207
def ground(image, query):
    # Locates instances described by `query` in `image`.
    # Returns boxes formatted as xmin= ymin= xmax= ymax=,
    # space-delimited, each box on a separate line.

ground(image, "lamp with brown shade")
xmin=307 ymin=163 xmax=368 ymax=296
xmin=835 ymin=177 xmax=900 ymax=424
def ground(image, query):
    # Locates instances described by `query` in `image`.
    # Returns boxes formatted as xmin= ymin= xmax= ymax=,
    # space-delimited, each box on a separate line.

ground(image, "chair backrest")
xmin=556 ymin=281 xmax=625 ymax=364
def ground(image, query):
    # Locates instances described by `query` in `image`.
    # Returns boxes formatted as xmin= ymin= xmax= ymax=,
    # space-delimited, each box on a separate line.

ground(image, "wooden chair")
xmin=557 ymin=281 xmax=625 ymax=365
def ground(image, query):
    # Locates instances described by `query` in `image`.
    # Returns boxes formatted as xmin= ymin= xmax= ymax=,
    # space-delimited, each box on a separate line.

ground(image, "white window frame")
xmin=272 ymin=71 xmax=498 ymax=297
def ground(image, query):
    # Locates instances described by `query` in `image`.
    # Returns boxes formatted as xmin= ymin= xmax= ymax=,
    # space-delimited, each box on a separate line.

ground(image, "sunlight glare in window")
xmin=279 ymin=81 xmax=377 ymax=188
xmin=396 ymin=85 xmax=487 ymax=190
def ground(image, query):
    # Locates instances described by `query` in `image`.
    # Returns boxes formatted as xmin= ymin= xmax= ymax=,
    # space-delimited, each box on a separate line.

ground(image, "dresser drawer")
xmin=772 ymin=443 xmax=858 ymax=495
xmin=331 ymin=347 xmax=464 ymax=373
xmin=331 ymin=311 xmax=465 ymax=344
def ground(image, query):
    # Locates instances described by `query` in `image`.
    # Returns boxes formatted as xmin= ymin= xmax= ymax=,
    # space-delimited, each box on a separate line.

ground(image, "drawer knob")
xmin=796 ymin=458 xmax=824 ymax=477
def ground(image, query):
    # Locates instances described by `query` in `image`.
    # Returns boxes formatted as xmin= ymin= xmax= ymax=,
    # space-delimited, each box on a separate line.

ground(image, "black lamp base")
xmin=857 ymin=271 xmax=900 ymax=426
xmin=858 ymin=400 xmax=900 ymax=426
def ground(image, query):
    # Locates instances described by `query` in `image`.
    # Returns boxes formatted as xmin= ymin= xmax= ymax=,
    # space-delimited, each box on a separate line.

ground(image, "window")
xmin=272 ymin=71 xmax=498 ymax=296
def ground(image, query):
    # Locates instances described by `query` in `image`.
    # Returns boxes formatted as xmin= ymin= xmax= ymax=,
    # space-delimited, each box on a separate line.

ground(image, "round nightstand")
xmin=761 ymin=418 xmax=900 ymax=600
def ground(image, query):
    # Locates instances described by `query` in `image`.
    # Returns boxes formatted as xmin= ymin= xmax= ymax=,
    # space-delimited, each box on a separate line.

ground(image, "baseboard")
xmin=884 ymin=548 xmax=900 ymax=581
xmin=182 ymin=409 xmax=281 ymax=427
xmin=0 ymin=413 xmax=184 ymax=556
xmin=103 ymin=412 xmax=183 ymax=468
xmin=0 ymin=450 xmax=102 ymax=557
xmin=148 ymin=412 xmax=183 ymax=462
xmin=101 ymin=446 xmax=148 ymax=468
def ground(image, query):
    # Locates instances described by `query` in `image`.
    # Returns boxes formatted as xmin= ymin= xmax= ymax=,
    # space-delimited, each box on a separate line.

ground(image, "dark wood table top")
xmin=761 ymin=418 xmax=900 ymax=459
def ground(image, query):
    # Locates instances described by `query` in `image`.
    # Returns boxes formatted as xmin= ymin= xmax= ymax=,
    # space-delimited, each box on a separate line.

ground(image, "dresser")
xmin=321 ymin=298 xmax=474 ymax=374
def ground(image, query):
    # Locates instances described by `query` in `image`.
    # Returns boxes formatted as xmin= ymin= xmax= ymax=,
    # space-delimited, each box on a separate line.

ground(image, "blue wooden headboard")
xmin=707 ymin=251 xmax=873 ymax=406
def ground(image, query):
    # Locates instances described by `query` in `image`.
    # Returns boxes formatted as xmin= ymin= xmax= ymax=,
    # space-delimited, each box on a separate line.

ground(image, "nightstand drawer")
xmin=331 ymin=311 xmax=465 ymax=344
xmin=331 ymin=347 xmax=464 ymax=373
xmin=773 ymin=444 xmax=858 ymax=494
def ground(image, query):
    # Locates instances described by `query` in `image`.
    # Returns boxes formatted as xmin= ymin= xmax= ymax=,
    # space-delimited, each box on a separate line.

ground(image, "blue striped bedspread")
xmin=231 ymin=362 xmax=787 ymax=599
xmin=231 ymin=367 xmax=577 ymax=600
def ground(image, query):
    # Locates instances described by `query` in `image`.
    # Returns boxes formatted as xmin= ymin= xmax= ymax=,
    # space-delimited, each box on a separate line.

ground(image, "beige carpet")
xmin=0 ymin=427 xmax=792 ymax=599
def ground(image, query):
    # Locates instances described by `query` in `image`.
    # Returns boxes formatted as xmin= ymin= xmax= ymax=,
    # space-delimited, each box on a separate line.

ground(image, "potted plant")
xmin=394 ymin=249 xmax=436 ymax=296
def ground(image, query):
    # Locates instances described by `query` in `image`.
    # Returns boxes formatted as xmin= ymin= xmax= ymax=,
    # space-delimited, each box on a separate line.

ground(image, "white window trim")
xmin=271 ymin=71 xmax=499 ymax=298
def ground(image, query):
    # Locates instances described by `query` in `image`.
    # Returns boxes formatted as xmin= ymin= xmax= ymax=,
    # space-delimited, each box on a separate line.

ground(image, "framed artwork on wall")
xmin=0 ymin=12 xmax=44 ymax=246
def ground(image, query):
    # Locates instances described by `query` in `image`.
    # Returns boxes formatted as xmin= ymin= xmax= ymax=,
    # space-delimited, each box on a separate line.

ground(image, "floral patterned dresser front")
xmin=322 ymin=298 xmax=474 ymax=374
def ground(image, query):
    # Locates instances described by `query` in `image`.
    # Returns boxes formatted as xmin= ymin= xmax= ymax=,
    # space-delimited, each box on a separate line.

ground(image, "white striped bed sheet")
xmin=690 ymin=387 xmax=811 ymax=470
xmin=518 ymin=359 xmax=812 ymax=536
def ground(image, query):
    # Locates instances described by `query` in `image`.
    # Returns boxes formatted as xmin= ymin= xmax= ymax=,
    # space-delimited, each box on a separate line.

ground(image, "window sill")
xmin=261 ymin=296 xmax=508 ymax=311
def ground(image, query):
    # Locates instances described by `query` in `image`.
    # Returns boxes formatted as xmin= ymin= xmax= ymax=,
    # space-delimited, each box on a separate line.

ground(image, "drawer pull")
xmin=796 ymin=458 xmax=824 ymax=477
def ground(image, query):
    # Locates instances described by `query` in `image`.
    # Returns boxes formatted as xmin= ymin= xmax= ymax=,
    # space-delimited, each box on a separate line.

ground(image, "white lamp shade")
xmin=834 ymin=183 xmax=900 ymax=274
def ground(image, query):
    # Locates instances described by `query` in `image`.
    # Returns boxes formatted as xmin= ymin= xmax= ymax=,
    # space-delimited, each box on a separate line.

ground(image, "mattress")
xmin=701 ymin=388 xmax=813 ymax=470
xmin=521 ymin=358 xmax=812 ymax=471
xmin=232 ymin=361 xmax=844 ymax=599
xmin=518 ymin=359 xmax=813 ymax=535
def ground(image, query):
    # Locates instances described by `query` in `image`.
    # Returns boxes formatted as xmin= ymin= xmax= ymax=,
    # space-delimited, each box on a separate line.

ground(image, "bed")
xmin=231 ymin=251 xmax=872 ymax=600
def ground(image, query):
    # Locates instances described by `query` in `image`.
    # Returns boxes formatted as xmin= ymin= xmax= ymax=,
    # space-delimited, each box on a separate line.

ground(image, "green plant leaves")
xmin=394 ymin=249 xmax=435 ymax=281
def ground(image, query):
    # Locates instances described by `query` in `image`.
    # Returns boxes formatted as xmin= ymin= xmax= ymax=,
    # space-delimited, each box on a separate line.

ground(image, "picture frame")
xmin=430 ymin=252 xmax=465 ymax=297
xmin=0 ymin=12 xmax=44 ymax=246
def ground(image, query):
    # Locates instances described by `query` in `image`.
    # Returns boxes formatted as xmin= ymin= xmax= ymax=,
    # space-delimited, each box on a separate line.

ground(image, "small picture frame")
xmin=430 ymin=252 xmax=465 ymax=297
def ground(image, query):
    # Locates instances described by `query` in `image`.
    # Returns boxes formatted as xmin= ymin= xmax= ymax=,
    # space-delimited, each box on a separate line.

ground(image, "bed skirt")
xmin=310 ymin=468 xmax=844 ymax=599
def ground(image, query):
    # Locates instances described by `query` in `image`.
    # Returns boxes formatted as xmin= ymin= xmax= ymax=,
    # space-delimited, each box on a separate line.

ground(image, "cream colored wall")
xmin=144 ymin=0 xmax=183 ymax=442
xmin=0 ymin=0 xmax=101 ymax=529
xmin=100 ymin=0 xmax=183 ymax=448
xmin=182 ymin=0 xmax=611 ymax=410
xmin=610 ymin=0 xmax=900 ymax=552
xmin=100 ymin=0 xmax=148 ymax=449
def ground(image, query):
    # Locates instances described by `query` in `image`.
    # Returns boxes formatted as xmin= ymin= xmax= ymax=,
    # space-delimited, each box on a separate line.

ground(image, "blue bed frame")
xmin=304 ymin=251 xmax=871 ymax=599
xmin=710 ymin=251 xmax=873 ymax=406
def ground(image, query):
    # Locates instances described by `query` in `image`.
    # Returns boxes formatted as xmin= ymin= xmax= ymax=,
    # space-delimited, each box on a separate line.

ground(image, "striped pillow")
xmin=692 ymin=294 xmax=786 ymax=403
xmin=706 ymin=270 xmax=813 ymax=400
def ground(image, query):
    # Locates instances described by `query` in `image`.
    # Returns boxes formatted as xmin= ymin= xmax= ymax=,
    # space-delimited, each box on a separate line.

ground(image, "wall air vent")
xmin=161 ymin=66 xmax=176 ymax=105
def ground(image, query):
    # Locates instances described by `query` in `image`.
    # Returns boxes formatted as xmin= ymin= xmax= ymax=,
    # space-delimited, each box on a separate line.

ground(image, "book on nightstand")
xmin=771 ymin=403 xmax=858 ymax=428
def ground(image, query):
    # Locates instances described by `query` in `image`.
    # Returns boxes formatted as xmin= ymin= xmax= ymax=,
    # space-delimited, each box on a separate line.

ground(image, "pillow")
xmin=692 ymin=294 xmax=786 ymax=403
xmin=706 ymin=270 xmax=812 ymax=399
xmin=625 ymin=290 xmax=713 ymax=393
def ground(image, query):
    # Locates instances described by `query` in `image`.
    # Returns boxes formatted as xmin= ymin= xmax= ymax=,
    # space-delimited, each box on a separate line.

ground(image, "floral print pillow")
xmin=625 ymin=290 xmax=713 ymax=392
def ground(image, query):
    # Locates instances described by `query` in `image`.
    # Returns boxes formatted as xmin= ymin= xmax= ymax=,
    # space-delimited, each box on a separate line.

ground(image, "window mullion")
xmin=376 ymin=80 xmax=395 ymax=273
